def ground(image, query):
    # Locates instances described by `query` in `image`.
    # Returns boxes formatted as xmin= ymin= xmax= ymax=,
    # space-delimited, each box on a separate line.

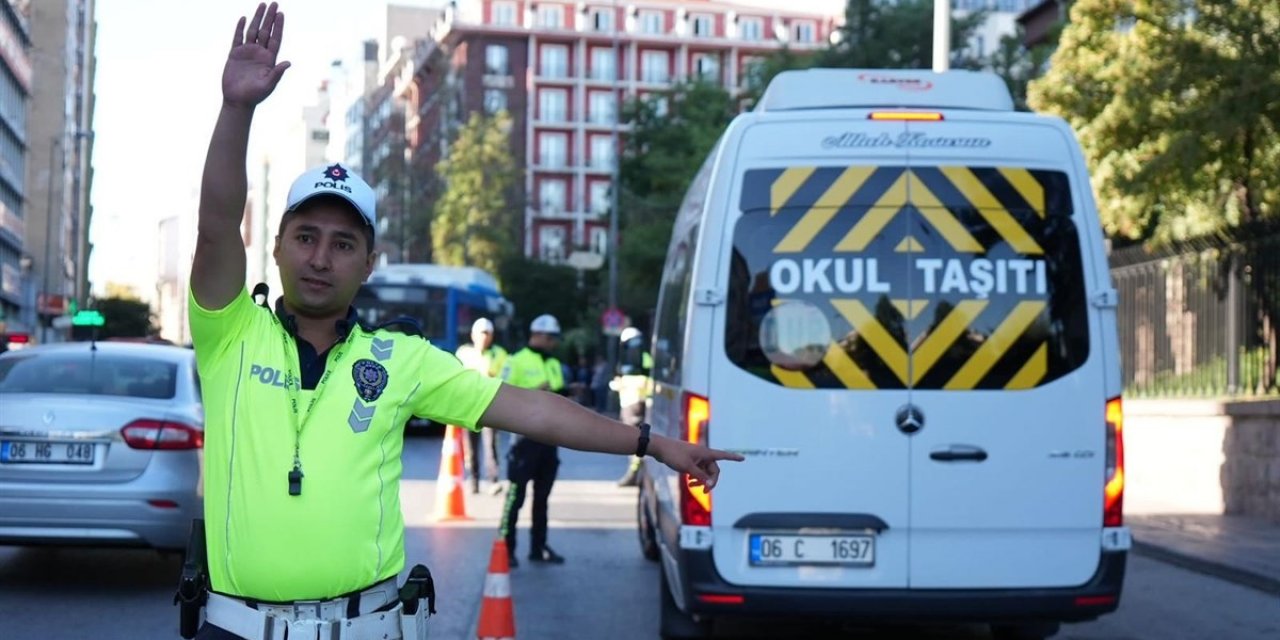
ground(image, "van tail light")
xmin=122 ymin=419 xmax=204 ymax=450
xmin=1104 ymin=397 xmax=1125 ymax=527
xmin=680 ymin=392 xmax=712 ymax=526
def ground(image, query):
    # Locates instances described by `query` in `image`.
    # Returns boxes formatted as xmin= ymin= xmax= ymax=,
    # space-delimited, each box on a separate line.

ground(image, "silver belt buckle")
xmin=292 ymin=598 xmax=324 ymax=620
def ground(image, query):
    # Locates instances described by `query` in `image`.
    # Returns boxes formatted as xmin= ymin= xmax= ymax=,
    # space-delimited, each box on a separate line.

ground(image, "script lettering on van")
xmin=768 ymin=257 xmax=1047 ymax=298
xmin=821 ymin=132 xmax=992 ymax=150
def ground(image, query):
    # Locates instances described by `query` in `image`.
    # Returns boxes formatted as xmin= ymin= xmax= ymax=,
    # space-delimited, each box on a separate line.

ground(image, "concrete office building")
xmin=409 ymin=0 xmax=838 ymax=263
xmin=23 ymin=0 xmax=96 ymax=342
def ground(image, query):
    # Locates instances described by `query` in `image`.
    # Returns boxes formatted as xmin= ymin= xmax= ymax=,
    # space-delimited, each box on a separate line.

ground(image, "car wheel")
xmin=660 ymin=562 xmax=713 ymax=639
xmin=991 ymin=621 xmax=1061 ymax=640
xmin=637 ymin=482 xmax=659 ymax=562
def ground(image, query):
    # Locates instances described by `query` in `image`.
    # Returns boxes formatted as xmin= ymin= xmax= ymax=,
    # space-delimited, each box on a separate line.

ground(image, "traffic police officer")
xmin=455 ymin=317 xmax=508 ymax=494
xmin=499 ymin=314 xmax=568 ymax=565
xmin=186 ymin=5 xmax=741 ymax=638
xmin=610 ymin=327 xmax=652 ymax=487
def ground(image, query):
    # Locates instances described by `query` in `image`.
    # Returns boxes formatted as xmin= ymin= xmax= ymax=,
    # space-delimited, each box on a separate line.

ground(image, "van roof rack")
xmin=755 ymin=68 xmax=1015 ymax=113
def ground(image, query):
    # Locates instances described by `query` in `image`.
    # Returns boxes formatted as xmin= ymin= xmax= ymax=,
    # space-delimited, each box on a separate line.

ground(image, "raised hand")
xmin=223 ymin=2 xmax=290 ymax=109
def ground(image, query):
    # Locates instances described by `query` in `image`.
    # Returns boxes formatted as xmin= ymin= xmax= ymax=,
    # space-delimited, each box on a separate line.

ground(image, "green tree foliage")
xmin=431 ymin=110 xmax=519 ymax=277
xmin=742 ymin=0 xmax=988 ymax=104
xmin=1030 ymin=0 xmax=1280 ymax=244
xmin=498 ymin=255 xmax=597 ymax=345
xmin=93 ymin=297 xmax=159 ymax=339
xmin=618 ymin=81 xmax=736 ymax=319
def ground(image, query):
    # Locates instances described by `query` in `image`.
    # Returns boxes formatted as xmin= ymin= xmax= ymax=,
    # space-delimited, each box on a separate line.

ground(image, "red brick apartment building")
xmin=404 ymin=0 xmax=839 ymax=263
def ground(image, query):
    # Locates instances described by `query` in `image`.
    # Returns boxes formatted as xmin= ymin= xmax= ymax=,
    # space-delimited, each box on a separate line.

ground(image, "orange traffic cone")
xmin=434 ymin=425 xmax=470 ymax=521
xmin=476 ymin=539 xmax=516 ymax=640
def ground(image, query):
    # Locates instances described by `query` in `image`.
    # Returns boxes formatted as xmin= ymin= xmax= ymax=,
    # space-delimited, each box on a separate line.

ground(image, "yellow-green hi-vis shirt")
xmin=189 ymin=288 xmax=501 ymax=602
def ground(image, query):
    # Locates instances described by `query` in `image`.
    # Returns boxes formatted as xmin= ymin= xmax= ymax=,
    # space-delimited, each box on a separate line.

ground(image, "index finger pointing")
xmin=711 ymin=448 xmax=745 ymax=462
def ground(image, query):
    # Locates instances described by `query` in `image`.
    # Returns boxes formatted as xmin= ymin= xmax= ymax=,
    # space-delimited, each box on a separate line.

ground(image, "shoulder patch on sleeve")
xmin=372 ymin=316 xmax=425 ymax=338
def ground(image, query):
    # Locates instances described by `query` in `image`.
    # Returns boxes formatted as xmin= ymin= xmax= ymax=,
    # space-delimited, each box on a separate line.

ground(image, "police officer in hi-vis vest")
xmin=183 ymin=5 xmax=742 ymax=638
xmin=455 ymin=317 xmax=508 ymax=494
xmin=499 ymin=314 xmax=569 ymax=565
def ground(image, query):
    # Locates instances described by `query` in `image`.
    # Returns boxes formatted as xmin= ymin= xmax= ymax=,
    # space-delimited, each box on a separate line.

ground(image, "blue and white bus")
xmin=354 ymin=264 xmax=514 ymax=352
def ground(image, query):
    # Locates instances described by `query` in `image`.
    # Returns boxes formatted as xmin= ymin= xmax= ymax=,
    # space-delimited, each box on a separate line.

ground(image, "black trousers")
xmin=463 ymin=426 xmax=500 ymax=487
xmin=501 ymin=439 xmax=559 ymax=556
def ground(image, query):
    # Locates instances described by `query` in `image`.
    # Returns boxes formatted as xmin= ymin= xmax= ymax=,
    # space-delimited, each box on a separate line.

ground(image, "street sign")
xmin=601 ymin=307 xmax=628 ymax=336
xmin=567 ymin=250 xmax=605 ymax=270
xmin=71 ymin=310 xmax=105 ymax=327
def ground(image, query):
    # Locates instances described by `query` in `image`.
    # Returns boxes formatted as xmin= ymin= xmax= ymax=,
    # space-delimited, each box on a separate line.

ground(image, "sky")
xmin=86 ymin=0 xmax=845 ymax=302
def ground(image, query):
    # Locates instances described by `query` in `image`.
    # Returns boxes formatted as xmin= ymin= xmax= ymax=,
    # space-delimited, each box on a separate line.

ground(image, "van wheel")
xmin=660 ymin=563 xmax=712 ymax=639
xmin=637 ymin=484 xmax=659 ymax=562
xmin=991 ymin=621 xmax=1061 ymax=640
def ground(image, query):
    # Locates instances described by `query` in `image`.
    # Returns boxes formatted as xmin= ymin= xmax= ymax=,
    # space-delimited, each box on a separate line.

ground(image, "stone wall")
xmin=1124 ymin=399 xmax=1280 ymax=523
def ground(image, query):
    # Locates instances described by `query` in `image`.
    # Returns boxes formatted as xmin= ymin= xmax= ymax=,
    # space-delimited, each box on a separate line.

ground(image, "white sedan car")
xmin=0 ymin=341 xmax=203 ymax=550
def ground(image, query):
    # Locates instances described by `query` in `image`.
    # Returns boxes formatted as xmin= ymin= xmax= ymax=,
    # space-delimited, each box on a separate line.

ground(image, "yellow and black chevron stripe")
xmin=737 ymin=165 xmax=1074 ymax=391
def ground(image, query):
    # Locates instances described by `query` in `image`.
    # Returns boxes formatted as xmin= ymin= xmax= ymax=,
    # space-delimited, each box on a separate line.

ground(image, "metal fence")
xmin=1110 ymin=225 xmax=1280 ymax=398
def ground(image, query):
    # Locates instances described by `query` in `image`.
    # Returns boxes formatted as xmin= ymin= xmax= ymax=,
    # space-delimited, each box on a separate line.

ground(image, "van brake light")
xmin=868 ymin=112 xmax=944 ymax=121
xmin=1104 ymin=398 xmax=1124 ymax=527
xmin=681 ymin=392 xmax=712 ymax=526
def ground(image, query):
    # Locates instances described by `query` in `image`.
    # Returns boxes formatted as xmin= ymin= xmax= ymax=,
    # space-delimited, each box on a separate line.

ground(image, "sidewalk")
xmin=1127 ymin=513 xmax=1280 ymax=596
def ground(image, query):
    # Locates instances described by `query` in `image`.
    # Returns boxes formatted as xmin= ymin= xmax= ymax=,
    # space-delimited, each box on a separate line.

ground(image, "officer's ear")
xmin=362 ymin=250 xmax=378 ymax=280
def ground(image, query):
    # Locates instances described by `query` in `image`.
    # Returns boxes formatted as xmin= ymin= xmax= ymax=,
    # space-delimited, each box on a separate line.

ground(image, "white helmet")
xmin=620 ymin=327 xmax=642 ymax=344
xmin=471 ymin=317 xmax=495 ymax=333
xmin=530 ymin=314 xmax=561 ymax=335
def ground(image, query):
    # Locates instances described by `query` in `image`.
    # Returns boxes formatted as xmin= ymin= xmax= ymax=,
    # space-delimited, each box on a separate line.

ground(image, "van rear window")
xmin=725 ymin=165 xmax=1089 ymax=390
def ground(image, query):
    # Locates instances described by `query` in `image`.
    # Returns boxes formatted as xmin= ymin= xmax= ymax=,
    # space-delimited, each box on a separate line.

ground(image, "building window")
xmin=793 ymin=21 xmax=816 ymax=43
xmin=692 ymin=53 xmax=719 ymax=82
xmin=590 ymin=227 xmax=608 ymax=254
xmin=540 ymin=133 xmax=568 ymax=168
xmin=492 ymin=1 xmax=517 ymax=26
xmin=741 ymin=56 xmax=765 ymax=89
xmin=485 ymin=44 xmax=509 ymax=75
xmin=539 ymin=4 xmax=564 ymax=28
xmin=540 ymin=225 xmax=567 ymax=262
xmin=590 ymin=47 xmax=616 ymax=81
xmin=539 ymin=88 xmax=568 ymax=121
xmin=691 ymin=14 xmax=714 ymax=38
xmin=484 ymin=89 xmax=507 ymax=114
xmin=540 ymin=44 xmax=569 ymax=78
xmin=591 ymin=8 xmax=614 ymax=32
xmin=640 ymin=50 xmax=669 ymax=84
xmin=540 ymin=179 xmax=567 ymax=213
xmin=639 ymin=11 xmax=663 ymax=35
xmin=653 ymin=95 xmax=669 ymax=117
xmin=311 ymin=130 xmax=330 ymax=142
xmin=589 ymin=91 xmax=616 ymax=125
xmin=589 ymin=182 xmax=612 ymax=215
xmin=739 ymin=17 xmax=763 ymax=41
xmin=590 ymin=136 xmax=614 ymax=169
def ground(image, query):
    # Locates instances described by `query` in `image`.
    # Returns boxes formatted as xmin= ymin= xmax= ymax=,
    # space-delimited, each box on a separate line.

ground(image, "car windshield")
xmin=0 ymin=351 xmax=180 ymax=399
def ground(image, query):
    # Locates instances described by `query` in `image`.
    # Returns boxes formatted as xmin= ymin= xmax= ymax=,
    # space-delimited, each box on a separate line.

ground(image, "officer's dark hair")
xmin=277 ymin=194 xmax=375 ymax=255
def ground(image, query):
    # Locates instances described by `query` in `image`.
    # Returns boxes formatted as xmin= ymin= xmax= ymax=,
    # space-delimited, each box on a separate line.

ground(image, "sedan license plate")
xmin=749 ymin=533 xmax=875 ymax=567
xmin=0 ymin=440 xmax=96 ymax=465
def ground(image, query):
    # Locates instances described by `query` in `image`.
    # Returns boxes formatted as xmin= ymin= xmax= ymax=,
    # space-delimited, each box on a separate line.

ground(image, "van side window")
xmin=654 ymin=234 xmax=696 ymax=384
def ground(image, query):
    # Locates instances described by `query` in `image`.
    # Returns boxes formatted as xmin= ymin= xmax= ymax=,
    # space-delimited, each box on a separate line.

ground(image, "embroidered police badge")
xmin=352 ymin=359 xmax=389 ymax=403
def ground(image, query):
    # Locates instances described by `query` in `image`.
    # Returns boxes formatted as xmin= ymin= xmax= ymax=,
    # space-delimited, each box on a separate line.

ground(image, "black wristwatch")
xmin=635 ymin=422 xmax=652 ymax=458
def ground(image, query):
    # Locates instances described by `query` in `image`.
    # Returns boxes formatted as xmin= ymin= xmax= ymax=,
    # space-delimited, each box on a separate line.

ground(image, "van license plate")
xmin=0 ymin=440 xmax=96 ymax=465
xmin=749 ymin=534 xmax=875 ymax=567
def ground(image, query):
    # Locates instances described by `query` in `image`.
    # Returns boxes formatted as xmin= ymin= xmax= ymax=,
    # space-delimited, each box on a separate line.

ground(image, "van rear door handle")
xmin=929 ymin=445 xmax=988 ymax=462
